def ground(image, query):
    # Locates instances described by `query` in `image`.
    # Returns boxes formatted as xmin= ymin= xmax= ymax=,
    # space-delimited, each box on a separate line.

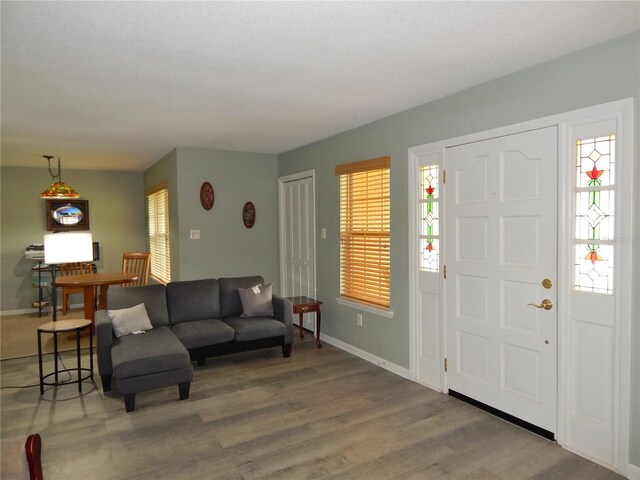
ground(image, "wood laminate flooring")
xmin=1 ymin=309 xmax=93 ymax=360
xmin=1 ymin=335 xmax=623 ymax=480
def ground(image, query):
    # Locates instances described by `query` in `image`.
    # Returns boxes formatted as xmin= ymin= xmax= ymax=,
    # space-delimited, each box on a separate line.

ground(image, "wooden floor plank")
xmin=1 ymin=333 xmax=624 ymax=479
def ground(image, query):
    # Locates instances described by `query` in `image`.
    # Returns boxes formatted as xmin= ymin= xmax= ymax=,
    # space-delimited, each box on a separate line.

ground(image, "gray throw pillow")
xmin=238 ymin=284 xmax=274 ymax=317
xmin=108 ymin=303 xmax=154 ymax=337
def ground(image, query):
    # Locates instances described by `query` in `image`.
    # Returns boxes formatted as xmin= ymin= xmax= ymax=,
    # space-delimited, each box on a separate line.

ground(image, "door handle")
xmin=527 ymin=299 xmax=553 ymax=310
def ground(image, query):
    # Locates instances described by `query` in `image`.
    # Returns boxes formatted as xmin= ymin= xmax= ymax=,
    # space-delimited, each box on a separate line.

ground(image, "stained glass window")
xmin=419 ymin=165 xmax=439 ymax=272
xmin=574 ymin=135 xmax=615 ymax=294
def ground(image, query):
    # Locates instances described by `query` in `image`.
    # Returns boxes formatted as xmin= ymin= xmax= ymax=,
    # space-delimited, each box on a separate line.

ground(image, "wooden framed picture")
xmin=45 ymin=199 xmax=90 ymax=231
xmin=200 ymin=182 xmax=214 ymax=210
xmin=242 ymin=201 xmax=256 ymax=228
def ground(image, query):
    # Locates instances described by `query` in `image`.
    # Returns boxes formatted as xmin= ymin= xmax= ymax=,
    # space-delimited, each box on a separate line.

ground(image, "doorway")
xmin=279 ymin=170 xmax=317 ymax=331
xmin=408 ymin=99 xmax=633 ymax=473
xmin=445 ymin=127 xmax=558 ymax=436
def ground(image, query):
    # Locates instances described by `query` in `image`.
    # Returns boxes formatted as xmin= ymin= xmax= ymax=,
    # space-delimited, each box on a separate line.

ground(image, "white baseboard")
xmin=1 ymin=303 xmax=82 ymax=317
xmin=1 ymin=308 xmax=37 ymax=316
xmin=627 ymin=463 xmax=640 ymax=480
xmin=320 ymin=333 xmax=410 ymax=379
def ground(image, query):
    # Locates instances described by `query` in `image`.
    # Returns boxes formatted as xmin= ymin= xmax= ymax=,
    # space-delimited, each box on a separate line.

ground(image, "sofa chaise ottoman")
xmin=96 ymin=276 xmax=293 ymax=412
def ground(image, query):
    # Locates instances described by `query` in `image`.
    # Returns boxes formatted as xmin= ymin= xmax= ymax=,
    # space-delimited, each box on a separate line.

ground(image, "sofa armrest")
xmin=95 ymin=309 xmax=114 ymax=376
xmin=272 ymin=295 xmax=293 ymax=344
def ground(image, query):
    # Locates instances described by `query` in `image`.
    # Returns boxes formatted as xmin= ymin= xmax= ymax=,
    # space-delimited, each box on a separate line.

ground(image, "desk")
xmin=54 ymin=272 xmax=137 ymax=322
xmin=37 ymin=319 xmax=93 ymax=394
xmin=287 ymin=296 xmax=323 ymax=348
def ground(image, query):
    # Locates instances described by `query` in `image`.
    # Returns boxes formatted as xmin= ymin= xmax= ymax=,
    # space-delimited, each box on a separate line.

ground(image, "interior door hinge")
xmin=444 ymin=358 xmax=448 ymax=372
xmin=444 ymin=265 xmax=447 ymax=279
xmin=443 ymin=169 xmax=446 ymax=184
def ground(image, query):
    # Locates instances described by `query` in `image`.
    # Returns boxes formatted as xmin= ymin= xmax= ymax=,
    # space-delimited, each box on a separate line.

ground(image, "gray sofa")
xmin=96 ymin=276 xmax=293 ymax=412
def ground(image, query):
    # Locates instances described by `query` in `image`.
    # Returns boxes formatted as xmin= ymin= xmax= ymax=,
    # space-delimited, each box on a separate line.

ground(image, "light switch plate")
xmin=190 ymin=230 xmax=200 ymax=240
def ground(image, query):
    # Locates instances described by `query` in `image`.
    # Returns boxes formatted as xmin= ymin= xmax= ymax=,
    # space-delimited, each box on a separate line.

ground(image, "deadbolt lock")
xmin=542 ymin=278 xmax=553 ymax=289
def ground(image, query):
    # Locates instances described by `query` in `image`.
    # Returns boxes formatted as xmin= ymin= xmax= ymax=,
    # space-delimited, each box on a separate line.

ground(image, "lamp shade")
xmin=39 ymin=156 xmax=81 ymax=199
xmin=40 ymin=181 xmax=80 ymax=199
xmin=44 ymin=232 xmax=93 ymax=264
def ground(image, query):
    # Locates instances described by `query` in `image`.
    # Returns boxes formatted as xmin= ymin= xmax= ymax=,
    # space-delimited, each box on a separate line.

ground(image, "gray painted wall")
xmin=277 ymin=32 xmax=639 ymax=465
xmin=1 ymin=166 xmax=146 ymax=311
xmin=173 ymin=148 xmax=280 ymax=289
xmin=143 ymin=148 xmax=280 ymax=290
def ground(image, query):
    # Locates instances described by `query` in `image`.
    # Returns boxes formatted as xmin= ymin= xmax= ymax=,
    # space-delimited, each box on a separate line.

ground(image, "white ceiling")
xmin=2 ymin=1 xmax=638 ymax=172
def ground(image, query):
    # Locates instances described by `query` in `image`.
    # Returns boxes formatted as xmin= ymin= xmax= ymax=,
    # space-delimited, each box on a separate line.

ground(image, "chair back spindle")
xmin=122 ymin=252 xmax=150 ymax=287
xmin=59 ymin=262 xmax=94 ymax=315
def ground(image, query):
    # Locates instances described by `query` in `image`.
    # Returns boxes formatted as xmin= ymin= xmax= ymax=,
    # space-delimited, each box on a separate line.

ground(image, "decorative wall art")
xmin=46 ymin=199 xmax=90 ymax=231
xmin=200 ymin=182 xmax=215 ymax=210
xmin=242 ymin=201 xmax=256 ymax=228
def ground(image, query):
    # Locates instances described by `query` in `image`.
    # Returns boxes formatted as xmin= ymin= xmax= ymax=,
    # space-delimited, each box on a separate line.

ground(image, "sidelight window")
xmin=419 ymin=165 xmax=439 ymax=272
xmin=574 ymin=135 xmax=615 ymax=294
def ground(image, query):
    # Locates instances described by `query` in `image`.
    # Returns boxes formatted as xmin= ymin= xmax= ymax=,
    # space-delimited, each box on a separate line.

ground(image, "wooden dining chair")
xmin=122 ymin=252 xmax=150 ymax=287
xmin=59 ymin=262 xmax=94 ymax=315
xmin=0 ymin=433 xmax=43 ymax=480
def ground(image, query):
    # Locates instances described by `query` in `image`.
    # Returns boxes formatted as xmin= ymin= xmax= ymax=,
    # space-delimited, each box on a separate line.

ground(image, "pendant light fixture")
xmin=39 ymin=155 xmax=80 ymax=199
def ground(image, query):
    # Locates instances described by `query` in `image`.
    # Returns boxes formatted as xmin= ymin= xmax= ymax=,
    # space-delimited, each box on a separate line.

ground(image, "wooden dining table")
xmin=54 ymin=272 xmax=138 ymax=323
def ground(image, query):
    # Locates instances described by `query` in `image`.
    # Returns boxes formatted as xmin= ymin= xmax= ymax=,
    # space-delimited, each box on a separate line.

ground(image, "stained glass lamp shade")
xmin=40 ymin=181 xmax=80 ymax=199
xmin=39 ymin=156 xmax=80 ymax=199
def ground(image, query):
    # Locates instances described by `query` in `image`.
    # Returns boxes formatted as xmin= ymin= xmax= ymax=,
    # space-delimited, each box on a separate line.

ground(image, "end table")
xmin=287 ymin=296 xmax=323 ymax=348
xmin=37 ymin=319 xmax=93 ymax=394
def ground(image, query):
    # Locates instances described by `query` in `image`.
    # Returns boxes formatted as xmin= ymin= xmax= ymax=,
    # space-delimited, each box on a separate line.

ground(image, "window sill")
xmin=336 ymin=297 xmax=394 ymax=319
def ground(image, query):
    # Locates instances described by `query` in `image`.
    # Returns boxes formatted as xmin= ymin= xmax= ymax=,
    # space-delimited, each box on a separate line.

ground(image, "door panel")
xmin=281 ymin=176 xmax=316 ymax=330
xmin=446 ymin=127 xmax=558 ymax=434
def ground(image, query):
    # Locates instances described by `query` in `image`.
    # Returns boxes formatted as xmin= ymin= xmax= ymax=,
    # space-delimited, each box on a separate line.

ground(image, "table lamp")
xmin=44 ymin=232 xmax=93 ymax=321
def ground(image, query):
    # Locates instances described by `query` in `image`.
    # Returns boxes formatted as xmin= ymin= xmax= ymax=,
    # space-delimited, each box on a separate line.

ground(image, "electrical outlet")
xmin=356 ymin=313 xmax=363 ymax=326
xmin=190 ymin=230 xmax=200 ymax=240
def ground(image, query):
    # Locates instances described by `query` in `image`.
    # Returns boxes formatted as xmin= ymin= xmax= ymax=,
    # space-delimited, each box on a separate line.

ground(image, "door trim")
xmin=408 ymin=98 xmax=633 ymax=475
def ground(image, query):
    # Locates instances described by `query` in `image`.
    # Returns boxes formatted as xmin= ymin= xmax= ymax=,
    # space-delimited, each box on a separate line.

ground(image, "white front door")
xmin=445 ymin=127 xmax=558 ymax=434
xmin=280 ymin=174 xmax=316 ymax=331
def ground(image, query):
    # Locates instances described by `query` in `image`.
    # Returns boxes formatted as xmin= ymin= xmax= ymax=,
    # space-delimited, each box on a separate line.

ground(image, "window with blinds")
xmin=335 ymin=156 xmax=390 ymax=309
xmin=146 ymin=185 xmax=171 ymax=284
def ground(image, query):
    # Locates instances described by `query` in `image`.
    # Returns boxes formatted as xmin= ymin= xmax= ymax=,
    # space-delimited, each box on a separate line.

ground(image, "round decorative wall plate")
xmin=200 ymin=182 xmax=214 ymax=210
xmin=242 ymin=201 xmax=256 ymax=228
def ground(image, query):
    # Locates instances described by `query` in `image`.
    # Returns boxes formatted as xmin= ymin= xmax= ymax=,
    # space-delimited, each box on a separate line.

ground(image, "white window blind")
xmin=335 ymin=156 xmax=390 ymax=309
xmin=147 ymin=185 xmax=171 ymax=284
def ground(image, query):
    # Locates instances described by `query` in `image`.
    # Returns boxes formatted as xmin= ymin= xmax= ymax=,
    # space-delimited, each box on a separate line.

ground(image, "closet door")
xmin=280 ymin=174 xmax=316 ymax=330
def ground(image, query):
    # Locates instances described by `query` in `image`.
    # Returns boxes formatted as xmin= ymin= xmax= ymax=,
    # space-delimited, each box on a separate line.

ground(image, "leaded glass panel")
xmin=575 ymin=190 xmax=615 ymax=241
xmin=420 ymin=165 xmax=439 ymax=200
xmin=574 ymin=243 xmax=613 ymax=294
xmin=420 ymin=238 xmax=439 ymax=272
xmin=574 ymin=134 xmax=615 ymax=294
xmin=420 ymin=200 xmax=439 ymax=237
xmin=419 ymin=164 xmax=439 ymax=272
xmin=576 ymin=135 xmax=615 ymax=188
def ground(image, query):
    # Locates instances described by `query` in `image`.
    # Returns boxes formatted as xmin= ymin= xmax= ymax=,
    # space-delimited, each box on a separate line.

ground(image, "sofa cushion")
xmin=219 ymin=276 xmax=264 ymax=318
xmin=223 ymin=317 xmax=285 ymax=342
xmin=167 ymin=279 xmax=221 ymax=325
xmin=171 ymin=319 xmax=235 ymax=349
xmin=108 ymin=284 xmax=169 ymax=327
xmin=238 ymin=283 xmax=274 ymax=317
xmin=108 ymin=303 xmax=153 ymax=337
xmin=112 ymin=326 xmax=189 ymax=378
